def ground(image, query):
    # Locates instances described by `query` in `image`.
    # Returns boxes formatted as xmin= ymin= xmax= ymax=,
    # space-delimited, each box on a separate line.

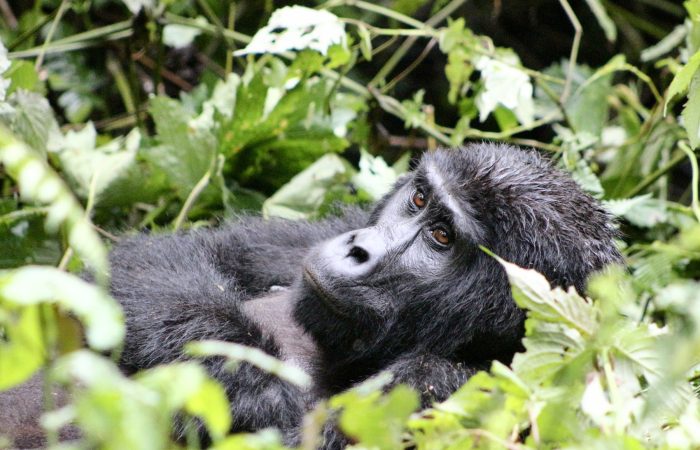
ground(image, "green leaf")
xmin=682 ymin=70 xmax=700 ymax=147
xmin=147 ymin=96 xmax=216 ymax=200
xmin=211 ymin=429 xmax=286 ymax=450
xmin=603 ymin=195 xmax=669 ymax=228
xmin=335 ymin=383 xmax=419 ymax=449
xmin=2 ymin=90 xmax=61 ymax=155
xmin=0 ymin=266 xmax=124 ymax=352
xmin=54 ymin=123 xmax=139 ymax=201
xmin=262 ymin=153 xmax=355 ymax=220
xmin=0 ymin=303 xmax=43 ymax=390
xmin=187 ymin=340 xmax=312 ymax=387
xmin=0 ymin=126 xmax=109 ymax=282
xmin=4 ymin=60 xmax=43 ymax=95
xmin=220 ymin=72 xmax=352 ymax=192
xmin=666 ymin=50 xmax=700 ymax=113
xmin=491 ymin=254 xmax=598 ymax=337
xmin=185 ymin=379 xmax=231 ymax=440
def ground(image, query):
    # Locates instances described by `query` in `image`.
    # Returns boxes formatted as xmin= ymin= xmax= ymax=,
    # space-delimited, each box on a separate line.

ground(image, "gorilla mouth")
xmin=302 ymin=267 xmax=350 ymax=318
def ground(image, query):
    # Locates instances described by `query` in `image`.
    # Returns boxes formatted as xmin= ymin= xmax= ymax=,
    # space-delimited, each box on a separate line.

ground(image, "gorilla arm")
xmin=109 ymin=226 xmax=319 ymax=440
xmin=384 ymin=352 xmax=485 ymax=406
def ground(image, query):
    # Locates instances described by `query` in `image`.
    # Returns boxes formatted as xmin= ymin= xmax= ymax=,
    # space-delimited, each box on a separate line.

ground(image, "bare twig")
xmin=558 ymin=0 xmax=582 ymax=103
xmin=134 ymin=52 xmax=194 ymax=91
xmin=383 ymin=37 xmax=437 ymax=92
xmin=0 ymin=0 xmax=18 ymax=29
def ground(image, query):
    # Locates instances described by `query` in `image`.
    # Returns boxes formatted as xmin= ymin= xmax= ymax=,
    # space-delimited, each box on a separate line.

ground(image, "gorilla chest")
xmin=241 ymin=291 xmax=319 ymax=374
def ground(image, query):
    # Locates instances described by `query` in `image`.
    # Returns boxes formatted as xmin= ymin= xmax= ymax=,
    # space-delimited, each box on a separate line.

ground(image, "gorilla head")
xmin=295 ymin=143 xmax=621 ymax=386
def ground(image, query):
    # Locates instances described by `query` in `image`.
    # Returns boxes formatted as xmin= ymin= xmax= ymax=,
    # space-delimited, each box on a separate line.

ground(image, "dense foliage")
xmin=1 ymin=0 xmax=700 ymax=448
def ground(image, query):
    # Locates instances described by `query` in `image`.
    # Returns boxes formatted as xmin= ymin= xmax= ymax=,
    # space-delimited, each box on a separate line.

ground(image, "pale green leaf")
xmin=666 ymin=50 xmax=700 ymax=113
xmin=54 ymin=123 xmax=139 ymax=201
xmin=682 ymin=71 xmax=700 ymax=147
xmin=187 ymin=340 xmax=312 ymax=387
xmin=262 ymin=153 xmax=355 ymax=220
xmin=0 ymin=127 xmax=109 ymax=282
xmin=0 ymin=304 xmax=43 ymax=390
xmin=0 ymin=266 xmax=124 ymax=351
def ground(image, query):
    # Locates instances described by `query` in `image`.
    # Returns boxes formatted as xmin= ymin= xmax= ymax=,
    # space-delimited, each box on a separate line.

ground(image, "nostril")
xmin=347 ymin=246 xmax=370 ymax=264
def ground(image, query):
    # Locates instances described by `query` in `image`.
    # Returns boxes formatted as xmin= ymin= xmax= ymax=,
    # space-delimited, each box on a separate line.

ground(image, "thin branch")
xmin=322 ymin=0 xmax=426 ymax=29
xmin=134 ymin=52 xmax=194 ymax=91
xmin=173 ymin=155 xmax=222 ymax=231
xmin=558 ymin=0 xmax=582 ymax=103
xmin=383 ymin=37 xmax=437 ymax=93
xmin=35 ymin=0 xmax=70 ymax=71
xmin=625 ymin=149 xmax=686 ymax=197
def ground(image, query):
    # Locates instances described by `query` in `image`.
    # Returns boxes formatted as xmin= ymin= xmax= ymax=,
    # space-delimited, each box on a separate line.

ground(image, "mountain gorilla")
xmin=0 ymin=143 xmax=622 ymax=448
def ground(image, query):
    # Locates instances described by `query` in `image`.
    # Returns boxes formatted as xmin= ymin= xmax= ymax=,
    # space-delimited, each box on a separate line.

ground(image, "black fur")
xmin=0 ymin=143 xmax=622 ymax=448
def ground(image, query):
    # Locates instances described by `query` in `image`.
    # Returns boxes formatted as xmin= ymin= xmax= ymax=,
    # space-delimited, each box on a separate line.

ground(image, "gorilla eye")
xmin=412 ymin=191 xmax=426 ymax=208
xmin=431 ymin=227 xmax=451 ymax=246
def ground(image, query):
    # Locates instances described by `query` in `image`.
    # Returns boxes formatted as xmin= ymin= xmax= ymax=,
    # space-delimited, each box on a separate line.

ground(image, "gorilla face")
xmin=294 ymin=144 xmax=620 ymax=369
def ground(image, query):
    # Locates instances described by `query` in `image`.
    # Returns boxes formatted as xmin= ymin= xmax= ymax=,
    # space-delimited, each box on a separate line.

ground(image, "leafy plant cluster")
xmin=1 ymin=0 xmax=700 ymax=448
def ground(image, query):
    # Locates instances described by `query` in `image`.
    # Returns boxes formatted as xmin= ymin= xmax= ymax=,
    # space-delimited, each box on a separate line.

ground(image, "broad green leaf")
xmin=185 ymin=379 xmax=231 ymax=440
xmin=4 ymin=60 xmax=43 ymax=95
xmin=491 ymin=255 xmax=598 ymax=337
xmin=147 ymin=96 xmax=216 ymax=200
xmin=0 ymin=266 xmax=124 ymax=351
xmin=0 ymin=303 xmax=43 ymax=390
xmin=682 ymin=71 xmax=700 ymax=147
xmin=604 ymin=195 xmax=669 ymax=228
xmin=138 ymin=363 xmax=231 ymax=440
xmin=1 ymin=90 xmax=61 ymax=155
xmin=220 ymin=71 xmax=352 ymax=193
xmin=0 ymin=127 xmax=108 ymax=282
xmin=475 ymin=53 xmax=534 ymax=125
xmin=262 ymin=153 xmax=355 ymax=220
xmin=53 ymin=123 xmax=139 ymax=201
xmin=666 ymin=50 xmax=700 ymax=113
xmin=336 ymin=384 xmax=419 ymax=449
xmin=54 ymin=351 xmax=170 ymax=450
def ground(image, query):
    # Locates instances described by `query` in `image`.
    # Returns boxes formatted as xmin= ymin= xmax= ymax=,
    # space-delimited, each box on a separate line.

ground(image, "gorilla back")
xmin=108 ymin=143 xmax=621 ymax=444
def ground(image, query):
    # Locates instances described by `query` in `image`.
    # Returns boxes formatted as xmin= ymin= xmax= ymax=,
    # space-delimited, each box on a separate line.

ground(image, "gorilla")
xmin=0 ymin=143 xmax=622 ymax=448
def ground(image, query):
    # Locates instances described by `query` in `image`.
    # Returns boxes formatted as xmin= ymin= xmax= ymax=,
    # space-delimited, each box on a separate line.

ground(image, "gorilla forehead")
xmin=418 ymin=143 xmax=558 ymax=202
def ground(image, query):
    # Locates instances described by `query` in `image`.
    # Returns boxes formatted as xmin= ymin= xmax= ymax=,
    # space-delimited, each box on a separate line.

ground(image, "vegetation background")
xmin=1 ymin=0 xmax=700 ymax=448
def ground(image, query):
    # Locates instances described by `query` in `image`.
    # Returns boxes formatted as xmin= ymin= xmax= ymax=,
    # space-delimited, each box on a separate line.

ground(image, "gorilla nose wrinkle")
xmin=347 ymin=245 xmax=370 ymax=264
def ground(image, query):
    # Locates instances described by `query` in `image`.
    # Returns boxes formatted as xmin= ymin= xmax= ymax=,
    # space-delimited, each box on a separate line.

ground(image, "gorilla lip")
xmin=302 ymin=267 xmax=350 ymax=318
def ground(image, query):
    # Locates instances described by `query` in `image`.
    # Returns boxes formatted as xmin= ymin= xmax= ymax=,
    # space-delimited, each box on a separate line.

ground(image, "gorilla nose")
xmin=347 ymin=245 xmax=370 ymax=264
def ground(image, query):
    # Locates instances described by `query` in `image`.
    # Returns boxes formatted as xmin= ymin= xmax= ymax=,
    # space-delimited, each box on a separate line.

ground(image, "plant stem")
xmin=35 ymin=0 xmax=70 ymax=71
xmin=225 ymin=2 xmax=236 ymax=75
xmin=680 ymin=141 xmax=700 ymax=223
xmin=558 ymin=0 xmax=582 ymax=103
xmin=322 ymin=0 xmax=426 ymax=29
xmin=625 ymin=149 xmax=686 ymax=197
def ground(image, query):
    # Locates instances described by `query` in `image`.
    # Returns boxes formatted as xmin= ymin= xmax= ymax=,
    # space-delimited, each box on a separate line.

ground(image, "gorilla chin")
xmin=0 ymin=143 xmax=623 ymax=449
xmin=297 ymin=234 xmax=396 ymax=358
